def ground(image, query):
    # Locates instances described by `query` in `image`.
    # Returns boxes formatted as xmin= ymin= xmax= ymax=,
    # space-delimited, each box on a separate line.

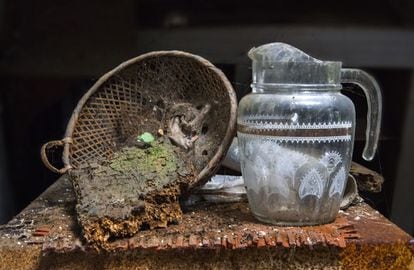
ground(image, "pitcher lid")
xmin=249 ymin=43 xmax=342 ymax=90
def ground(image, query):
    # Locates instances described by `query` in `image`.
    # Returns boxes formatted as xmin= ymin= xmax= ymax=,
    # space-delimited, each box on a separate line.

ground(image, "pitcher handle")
xmin=341 ymin=68 xmax=382 ymax=161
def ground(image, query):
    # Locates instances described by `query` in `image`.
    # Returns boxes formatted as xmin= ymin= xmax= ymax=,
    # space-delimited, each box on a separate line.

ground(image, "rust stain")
xmin=32 ymin=226 xmax=50 ymax=237
xmin=256 ymin=237 xmax=266 ymax=248
xmin=201 ymin=238 xmax=209 ymax=247
xmin=287 ymin=231 xmax=297 ymax=247
xmin=220 ymin=236 xmax=227 ymax=249
xmin=225 ymin=236 xmax=234 ymax=249
xmin=341 ymin=243 xmax=413 ymax=270
xmin=175 ymin=236 xmax=183 ymax=248
xmin=166 ymin=235 xmax=173 ymax=248
xmin=213 ymin=236 xmax=221 ymax=247
xmin=264 ymin=234 xmax=276 ymax=247
xmin=279 ymin=232 xmax=290 ymax=248
xmin=188 ymin=234 xmax=199 ymax=247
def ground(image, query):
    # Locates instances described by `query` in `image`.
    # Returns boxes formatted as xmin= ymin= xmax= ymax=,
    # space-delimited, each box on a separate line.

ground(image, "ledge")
xmin=0 ymin=175 xmax=413 ymax=269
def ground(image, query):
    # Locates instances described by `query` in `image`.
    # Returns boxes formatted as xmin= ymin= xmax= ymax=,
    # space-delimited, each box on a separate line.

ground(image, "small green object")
xmin=138 ymin=132 xmax=155 ymax=143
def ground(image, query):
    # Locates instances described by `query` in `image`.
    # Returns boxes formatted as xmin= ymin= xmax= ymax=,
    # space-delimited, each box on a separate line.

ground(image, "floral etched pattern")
xmin=320 ymin=151 xmax=342 ymax=173
xmin=329 ymin=166 xmax=347 ymax=197
xmin=298 ymin=168 xmax=324 ymax=199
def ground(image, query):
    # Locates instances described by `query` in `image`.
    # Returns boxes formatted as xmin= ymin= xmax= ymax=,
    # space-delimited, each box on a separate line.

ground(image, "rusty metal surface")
xmin=1 ymin=175 xmax=413 ymax=269
xmin=44 ymin=203 xmax=356 ymax=252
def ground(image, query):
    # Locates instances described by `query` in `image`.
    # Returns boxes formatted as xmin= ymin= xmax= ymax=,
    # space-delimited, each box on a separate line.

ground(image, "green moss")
xmin=106 ymin=141 xmax=177 ymax=188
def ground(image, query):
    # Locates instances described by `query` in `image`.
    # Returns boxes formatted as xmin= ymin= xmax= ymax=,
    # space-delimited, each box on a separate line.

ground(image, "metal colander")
xmin=41 ymin=51 xmax=237 ymax=189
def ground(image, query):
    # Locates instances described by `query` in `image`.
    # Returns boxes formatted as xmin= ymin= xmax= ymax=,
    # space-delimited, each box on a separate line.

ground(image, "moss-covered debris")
xmin=70 ymin=139 xmax=194 ymax=249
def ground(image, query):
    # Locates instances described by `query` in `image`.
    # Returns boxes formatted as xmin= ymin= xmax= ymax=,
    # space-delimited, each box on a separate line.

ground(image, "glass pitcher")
xmin=237 ymin=43 xmax=382 ymax=225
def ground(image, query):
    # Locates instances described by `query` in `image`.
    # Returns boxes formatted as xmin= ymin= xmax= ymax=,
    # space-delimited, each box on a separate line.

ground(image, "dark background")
xmin=0 ymin=0 xmax=413 ymax=235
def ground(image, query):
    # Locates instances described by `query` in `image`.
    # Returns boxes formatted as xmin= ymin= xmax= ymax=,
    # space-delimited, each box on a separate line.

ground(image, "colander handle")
xmin=40 ymin=138 xmax=72 ymax=174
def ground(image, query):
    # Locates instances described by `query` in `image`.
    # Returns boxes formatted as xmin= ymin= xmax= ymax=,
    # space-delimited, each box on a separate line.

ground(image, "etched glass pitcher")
xmin=237 ymin=43 xmax=382 ymax=225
